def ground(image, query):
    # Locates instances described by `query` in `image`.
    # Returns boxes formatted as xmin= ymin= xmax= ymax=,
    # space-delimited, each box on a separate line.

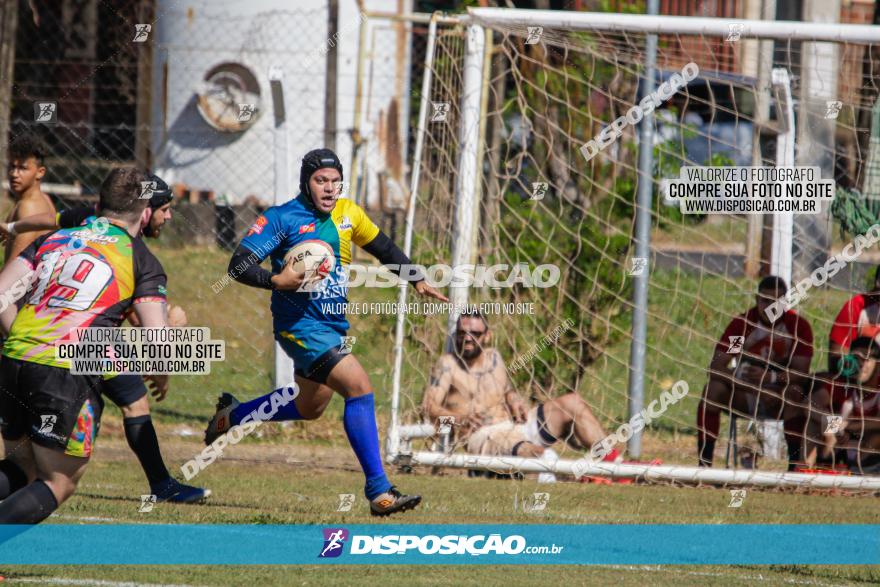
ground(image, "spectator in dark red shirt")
xmin=828 ymin=266 xmax=880 ymax=372
xmin=697 ymin=276 xmax=813 ymax=468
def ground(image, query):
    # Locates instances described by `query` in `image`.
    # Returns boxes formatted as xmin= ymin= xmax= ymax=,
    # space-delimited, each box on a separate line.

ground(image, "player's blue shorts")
xmin=275 ymin=320 xmax=348 ymax=384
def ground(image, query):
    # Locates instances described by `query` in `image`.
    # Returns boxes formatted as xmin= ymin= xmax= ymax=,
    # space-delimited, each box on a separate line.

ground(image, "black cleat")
xmin=204 ymin=393 xmax=240 ymax=445
xmin=370 ymin=486 xmax=421 ymax=517
xmin=152 ymin=478 xmax=211 ymax=504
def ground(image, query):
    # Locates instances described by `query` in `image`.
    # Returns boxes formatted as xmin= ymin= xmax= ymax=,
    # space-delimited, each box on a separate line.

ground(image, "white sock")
xmin=538 ymin=447 xmax=558 ymax=484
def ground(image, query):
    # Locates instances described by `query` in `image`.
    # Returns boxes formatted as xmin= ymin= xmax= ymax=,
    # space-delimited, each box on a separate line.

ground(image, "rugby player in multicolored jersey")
xmin=0 ymin=167 xmax=170 ymax=523
xmin=803 ymin=337 xmax=880 ymax=474
xmin=696 ymin=276 xmax=813 ymax=469
xmin=828 ymin=266 xmax=880 ymax=372
xmin=0 ymin=175 xmax=208 ymax=503
xmin=204 ymin=148 xmax=447 ymax=516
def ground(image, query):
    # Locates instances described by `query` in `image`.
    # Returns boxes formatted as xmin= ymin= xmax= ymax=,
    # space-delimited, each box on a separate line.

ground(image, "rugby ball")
xmin=283 ymin=239 xmax=335 ymax=279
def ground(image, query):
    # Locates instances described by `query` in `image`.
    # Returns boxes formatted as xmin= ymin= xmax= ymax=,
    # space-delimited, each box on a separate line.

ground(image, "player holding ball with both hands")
xmin=204 ymin=148 xmax=447 ymax=516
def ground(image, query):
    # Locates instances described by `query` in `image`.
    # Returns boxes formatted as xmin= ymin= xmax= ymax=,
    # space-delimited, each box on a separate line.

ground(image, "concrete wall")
xmin=150 ymin=0 xmax=411 ymax=208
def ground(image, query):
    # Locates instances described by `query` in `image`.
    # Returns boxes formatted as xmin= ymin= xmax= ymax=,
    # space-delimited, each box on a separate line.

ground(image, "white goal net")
xmin=369 ymin=9 xmax=880 ymax=490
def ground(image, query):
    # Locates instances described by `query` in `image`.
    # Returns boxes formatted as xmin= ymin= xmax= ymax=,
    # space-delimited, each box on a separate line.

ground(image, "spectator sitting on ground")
xmin=420 ymin=310 xmax=621 ymax=480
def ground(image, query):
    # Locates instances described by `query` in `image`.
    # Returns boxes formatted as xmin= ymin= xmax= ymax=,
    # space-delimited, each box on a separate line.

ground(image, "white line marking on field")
xmin=8 ymin=578 xmax=202 ymax=587
xmin=49 ymin=514 xmax=117 ymax=522
xmin=49 ymin=513 xmax=166 ymax=525
xmin=601 ymin=565 xmax=848 ymax=586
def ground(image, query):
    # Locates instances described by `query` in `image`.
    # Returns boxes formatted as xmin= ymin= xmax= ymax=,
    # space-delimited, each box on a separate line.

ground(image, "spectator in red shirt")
xmin=828 ymin=266 xmax=880 ymax=372
xmin=697 ymin=276 xmax=813 ymax=468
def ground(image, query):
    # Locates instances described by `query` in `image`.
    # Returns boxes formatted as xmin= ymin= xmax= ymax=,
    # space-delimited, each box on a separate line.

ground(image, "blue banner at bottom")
xmin=0 ymin=524 xmax=876 ymax=565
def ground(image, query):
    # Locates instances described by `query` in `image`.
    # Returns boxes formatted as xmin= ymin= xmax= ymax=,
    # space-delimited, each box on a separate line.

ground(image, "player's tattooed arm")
xmin=497 ymin=350 xmax=528 ymax=422
xmin=421 ymin=358 xmax=455 ymax=422
xmin=504 ymin=387 xmax=529 ymax=423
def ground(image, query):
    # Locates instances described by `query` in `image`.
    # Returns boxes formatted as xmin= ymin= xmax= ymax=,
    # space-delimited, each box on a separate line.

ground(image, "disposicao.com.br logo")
xmin=318 ymin=528 xmax=563 ymax=558
xmin=319 ymin=528 xmax=349 ymax=558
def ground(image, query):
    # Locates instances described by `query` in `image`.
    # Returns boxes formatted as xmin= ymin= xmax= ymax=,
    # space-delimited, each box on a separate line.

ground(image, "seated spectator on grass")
xmin=803 ymin=337 xmax=880 ymax=475
xmin=828 ymin=266 xmax=880 ymax=372
xmin=696 ymin=275 xmax=813 ymax=470
xmin=420 ymin=310 xmax=620 ymax=476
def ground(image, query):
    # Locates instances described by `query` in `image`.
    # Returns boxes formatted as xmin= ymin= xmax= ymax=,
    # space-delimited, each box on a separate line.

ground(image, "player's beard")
xmin=455 ymin=340 xmax=483 ymax=361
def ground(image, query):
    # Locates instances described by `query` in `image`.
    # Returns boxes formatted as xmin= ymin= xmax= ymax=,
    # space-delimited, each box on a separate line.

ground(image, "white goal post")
xmin=381 ymin=8 xmax=880 ymax=490
xmin=466 ymin=8 xmax=880 ymax=43
xmin=393 ymin=425 xmax=880 ymax=490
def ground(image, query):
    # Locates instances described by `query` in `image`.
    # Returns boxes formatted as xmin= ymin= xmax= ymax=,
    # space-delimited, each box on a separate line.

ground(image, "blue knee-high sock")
xmin=343 ymin=393 xmax=391 ymax=499
xmin=229 ymin=388 xmax=302 ymax=425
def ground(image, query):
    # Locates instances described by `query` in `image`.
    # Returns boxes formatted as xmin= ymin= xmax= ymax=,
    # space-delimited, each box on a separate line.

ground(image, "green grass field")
xmin=3 ymin=436 xmax=879 ymax=585
xmin=2 ymin=244 xmax=879 ymax=585
xmin=7 ymin=563 xmax=877 ymax=587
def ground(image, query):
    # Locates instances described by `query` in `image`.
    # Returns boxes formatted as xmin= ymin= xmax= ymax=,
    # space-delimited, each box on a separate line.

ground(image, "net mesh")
xmin=392 ymin=16 xmax=880 ymax=483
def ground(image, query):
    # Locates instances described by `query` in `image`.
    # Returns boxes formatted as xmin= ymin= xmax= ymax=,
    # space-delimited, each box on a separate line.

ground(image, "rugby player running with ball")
xmin=204 ymin=149 xmax=447 ymax=515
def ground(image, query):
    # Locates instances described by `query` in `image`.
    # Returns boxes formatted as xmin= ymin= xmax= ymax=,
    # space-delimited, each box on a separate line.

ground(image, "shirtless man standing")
xmin=421 ymin=310 xmax=620 ymax=464
xmin=4 ymin=137 xmax=56 ymax=261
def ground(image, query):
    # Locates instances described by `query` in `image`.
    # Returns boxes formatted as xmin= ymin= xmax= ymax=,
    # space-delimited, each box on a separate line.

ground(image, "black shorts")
xmin=293 ymin=345 xmax=349 ymax=384
xmin=102 ymin=374 xmax=147 ymax=407
xmin=0 ymin=356 xmax=103 ymax=457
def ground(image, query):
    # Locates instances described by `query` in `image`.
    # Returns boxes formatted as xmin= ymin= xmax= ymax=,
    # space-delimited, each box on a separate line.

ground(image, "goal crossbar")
xmin=466 ymin=8 xmax=880 ymax=43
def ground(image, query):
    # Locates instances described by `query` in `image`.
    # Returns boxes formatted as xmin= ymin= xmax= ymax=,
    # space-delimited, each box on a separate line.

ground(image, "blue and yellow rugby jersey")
xmin=240 ymin=193 xmax=380 ymax=332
